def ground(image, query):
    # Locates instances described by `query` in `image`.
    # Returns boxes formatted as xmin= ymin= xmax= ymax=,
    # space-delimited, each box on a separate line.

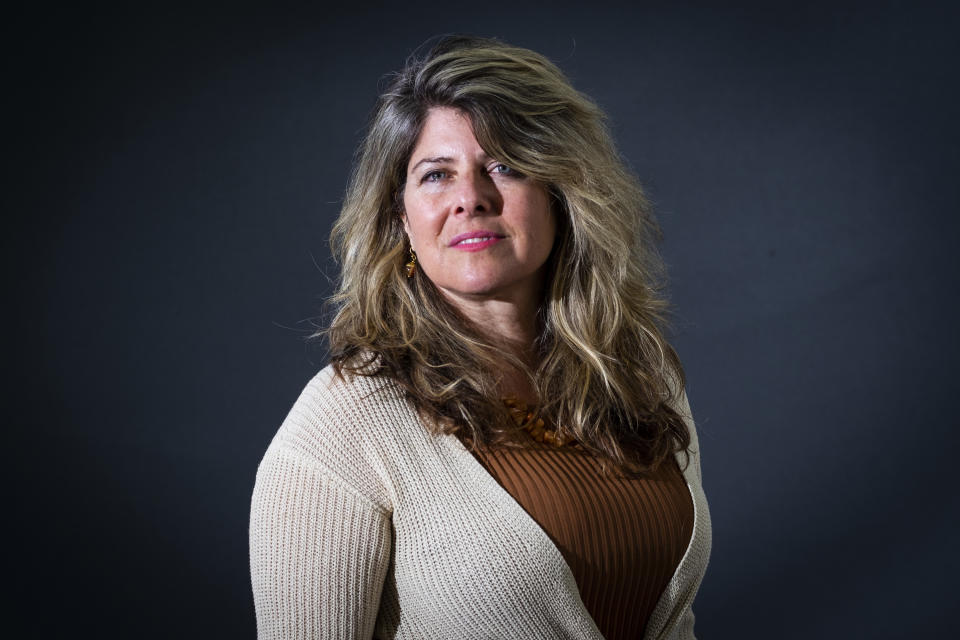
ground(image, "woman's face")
xmin=402 ymin=107 xmax=556 ymax=309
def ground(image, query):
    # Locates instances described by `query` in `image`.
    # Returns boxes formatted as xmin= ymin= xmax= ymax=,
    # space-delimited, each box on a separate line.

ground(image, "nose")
xmin=452 ymin=170 xmax=499 ymax=215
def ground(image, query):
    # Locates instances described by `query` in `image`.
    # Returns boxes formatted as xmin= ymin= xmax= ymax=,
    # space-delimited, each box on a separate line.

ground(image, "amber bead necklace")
xmin=502 ymin=397 xmax=577 ymax=447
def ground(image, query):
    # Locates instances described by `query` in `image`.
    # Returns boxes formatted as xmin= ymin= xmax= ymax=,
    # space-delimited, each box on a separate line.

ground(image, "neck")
xmin=441 ymin=290 xmax=543 ymax=405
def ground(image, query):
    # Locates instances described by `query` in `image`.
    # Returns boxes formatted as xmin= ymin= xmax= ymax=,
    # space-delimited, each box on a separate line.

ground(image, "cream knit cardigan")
xmin=249 ymin=365 xmax=711 ymax=639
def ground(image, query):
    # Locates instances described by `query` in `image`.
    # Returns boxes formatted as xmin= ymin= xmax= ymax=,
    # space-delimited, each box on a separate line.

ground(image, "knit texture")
xmin=249 ymin=366 xmax=711 ymax=639
xmin=470 ymin=443 xmax=694 ymax=639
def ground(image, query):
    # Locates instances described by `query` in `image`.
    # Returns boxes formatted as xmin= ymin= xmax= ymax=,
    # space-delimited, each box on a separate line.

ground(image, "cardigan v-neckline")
xmin=438 ymin=431 xmax=700 ymax=640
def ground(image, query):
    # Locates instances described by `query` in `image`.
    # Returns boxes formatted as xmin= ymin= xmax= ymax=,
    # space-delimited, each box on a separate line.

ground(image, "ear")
xmin=402 ymin=220 xmax=416 ymax=257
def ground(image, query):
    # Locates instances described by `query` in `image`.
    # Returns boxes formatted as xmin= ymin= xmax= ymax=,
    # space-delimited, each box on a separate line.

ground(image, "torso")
xmin=468 ymin=439 xmax=694 ymax=639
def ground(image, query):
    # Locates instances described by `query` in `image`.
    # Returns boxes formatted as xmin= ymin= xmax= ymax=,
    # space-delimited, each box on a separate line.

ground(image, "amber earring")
xmin=405 ymin=247 xmax=417 ymax=278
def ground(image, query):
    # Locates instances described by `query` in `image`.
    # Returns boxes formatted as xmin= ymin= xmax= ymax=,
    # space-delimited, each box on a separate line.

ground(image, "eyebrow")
xmin=409 ymin=156 xmax=453 ymax=172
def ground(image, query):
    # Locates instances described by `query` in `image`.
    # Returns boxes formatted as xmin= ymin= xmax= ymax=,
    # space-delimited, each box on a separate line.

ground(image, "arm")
xmin=249 ymin=447 xmax=392 ymax=639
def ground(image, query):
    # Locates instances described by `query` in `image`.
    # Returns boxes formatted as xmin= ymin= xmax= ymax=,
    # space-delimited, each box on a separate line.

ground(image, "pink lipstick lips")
xmin=448 ymin=230 xmax=505 ymax=251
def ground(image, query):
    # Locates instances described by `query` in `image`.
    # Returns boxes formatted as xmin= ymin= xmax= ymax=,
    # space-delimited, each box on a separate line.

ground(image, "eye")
xmin=490 ymin=163 xmax=522 ymax=178
xmin=421 ymin=170 xmax=448 ymax=183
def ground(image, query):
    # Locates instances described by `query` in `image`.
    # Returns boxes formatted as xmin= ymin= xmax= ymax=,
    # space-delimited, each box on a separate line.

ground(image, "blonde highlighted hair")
xmin=324 ymin=35 xmax=689 ymax=473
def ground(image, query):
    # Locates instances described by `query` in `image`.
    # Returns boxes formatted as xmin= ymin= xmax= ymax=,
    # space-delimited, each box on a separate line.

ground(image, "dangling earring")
xmin=405 ymin=247 xmax=417 ymax=278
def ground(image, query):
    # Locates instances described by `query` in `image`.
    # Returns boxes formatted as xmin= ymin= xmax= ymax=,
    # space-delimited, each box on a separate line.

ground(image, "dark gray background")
xmin=10 ymin=1 xmax=959 ymax=638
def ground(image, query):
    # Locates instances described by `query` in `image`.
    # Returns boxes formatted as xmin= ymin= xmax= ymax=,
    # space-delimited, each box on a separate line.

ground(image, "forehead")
xmin=407 ymin=107 xmax=489 ymax=168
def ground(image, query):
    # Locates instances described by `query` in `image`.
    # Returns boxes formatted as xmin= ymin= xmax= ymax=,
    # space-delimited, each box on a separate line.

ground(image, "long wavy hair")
xmin=323 ymin=35 xmax=690 ymax=474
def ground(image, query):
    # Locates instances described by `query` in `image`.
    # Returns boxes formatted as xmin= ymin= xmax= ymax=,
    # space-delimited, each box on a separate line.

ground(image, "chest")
xmin=471 ymin=443 xmax=695 ymax=640
xmin=375 ymin=434 xmax=605 ymax=638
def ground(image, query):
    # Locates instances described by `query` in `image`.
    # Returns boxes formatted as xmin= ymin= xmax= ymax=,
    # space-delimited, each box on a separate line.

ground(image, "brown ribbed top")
xmin=470 ymin=440 xmax=694 ymax=640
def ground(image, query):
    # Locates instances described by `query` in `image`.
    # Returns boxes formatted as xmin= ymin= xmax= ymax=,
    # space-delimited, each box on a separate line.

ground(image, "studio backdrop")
xmin=10 ymin=2 xmax=958 ymax=638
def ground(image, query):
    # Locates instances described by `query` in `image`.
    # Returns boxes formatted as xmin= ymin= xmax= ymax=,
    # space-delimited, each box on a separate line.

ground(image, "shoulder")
xmin=257 ymin=364 xmax=413 ymax=513
xmin=271 ymin=364 xmax=409 ymax=450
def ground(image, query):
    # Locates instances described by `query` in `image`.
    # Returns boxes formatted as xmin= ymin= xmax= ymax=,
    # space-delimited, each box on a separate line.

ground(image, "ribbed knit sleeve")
xmin=250 ymin=447 xmax=392 ymax=639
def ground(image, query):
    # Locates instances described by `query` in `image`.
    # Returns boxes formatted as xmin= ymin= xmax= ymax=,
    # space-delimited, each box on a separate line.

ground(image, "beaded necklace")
xmin=502 ymin=397 xmax=577 ymax=447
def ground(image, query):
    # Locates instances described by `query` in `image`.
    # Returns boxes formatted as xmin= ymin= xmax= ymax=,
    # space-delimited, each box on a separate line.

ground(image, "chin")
xmin=446 ymin=280 xmax=533 ymax=301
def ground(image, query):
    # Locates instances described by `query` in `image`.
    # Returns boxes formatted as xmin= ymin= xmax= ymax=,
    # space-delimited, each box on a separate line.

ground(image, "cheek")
xmin=404 ymin=196 xmax=445 ymax=237
xmin=530 ymin=193 xmax=557 ymax=254
xmin=540 ymin=218 xmax=557 ymax=258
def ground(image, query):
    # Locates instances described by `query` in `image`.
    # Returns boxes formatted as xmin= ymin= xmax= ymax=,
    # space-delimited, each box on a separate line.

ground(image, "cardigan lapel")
xmin=440 ymin=432 xmax=607 ymax=639
xmin=440 ymin=429 xmax=703 ymax=640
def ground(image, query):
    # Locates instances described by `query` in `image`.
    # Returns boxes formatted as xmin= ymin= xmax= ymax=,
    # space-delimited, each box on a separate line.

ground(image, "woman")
xmin=250 ymin=36 xmax=711 ymax=639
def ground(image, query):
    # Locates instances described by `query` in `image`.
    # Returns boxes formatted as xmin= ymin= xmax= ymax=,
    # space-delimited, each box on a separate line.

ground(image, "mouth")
xmin=449 ymin=231 xmax=506 ymax=250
